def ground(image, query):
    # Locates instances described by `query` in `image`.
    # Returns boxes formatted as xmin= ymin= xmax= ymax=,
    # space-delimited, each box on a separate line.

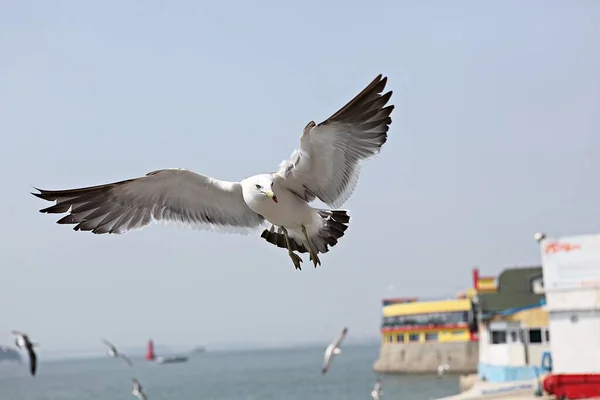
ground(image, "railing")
xmin=382 ymin=311 xmax=470 ymax=327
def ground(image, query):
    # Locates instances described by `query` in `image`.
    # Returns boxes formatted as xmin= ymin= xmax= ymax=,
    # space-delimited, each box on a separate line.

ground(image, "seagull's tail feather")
xmin=260 ymin=210 xmax=350 ymax=255
xmin=261 ymin=226 xmax=309 ymax=253
xmin=311 ymin=210 xmax=350 ymax=254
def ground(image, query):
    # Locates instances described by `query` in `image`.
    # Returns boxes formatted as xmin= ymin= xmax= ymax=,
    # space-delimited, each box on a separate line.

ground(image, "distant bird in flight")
xmin=11 ymin=330 xmax=38 ymax=376
xmin=132 ymin=378 xmax=147 ymax=400
xmin=371 ymin=379 xmax=383 ymax=400
xmin=437 ymin=361 xmax=451 ymax=378
xmin=437 ymin=353 xmax=451 ymax=377
xmin=31 ymin=75 xmax=394 ymax=271
xmin=322 ymin=327 xmax=348 ymax=374
xmin=102 ymin=338 xmax=132 ymax=366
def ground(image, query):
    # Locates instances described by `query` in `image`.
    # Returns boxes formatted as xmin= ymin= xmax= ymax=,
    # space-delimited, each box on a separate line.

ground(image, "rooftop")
xmin=476 ymin=266 xmax=544 ymax=314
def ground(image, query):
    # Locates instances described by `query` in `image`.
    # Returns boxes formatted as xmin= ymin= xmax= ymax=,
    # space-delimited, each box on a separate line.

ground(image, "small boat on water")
xmin=156 ymin=355 xmax=189 ymax=364
xmin=145 ymin=339 xmax=195 ymax=365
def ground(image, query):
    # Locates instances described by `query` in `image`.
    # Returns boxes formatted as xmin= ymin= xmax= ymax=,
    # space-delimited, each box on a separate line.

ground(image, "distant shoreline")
xmin=34 ymin=340 xmax=380 ymax=362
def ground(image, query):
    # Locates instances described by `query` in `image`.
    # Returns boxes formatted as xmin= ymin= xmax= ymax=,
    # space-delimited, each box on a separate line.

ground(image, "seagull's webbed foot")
xmin=281 ymin=227 xmax=303 ymax=271
xmin=301 ymin=224 xmax=321 ymax=268
xmin=288 ymin=251 xmax=303 ymax=271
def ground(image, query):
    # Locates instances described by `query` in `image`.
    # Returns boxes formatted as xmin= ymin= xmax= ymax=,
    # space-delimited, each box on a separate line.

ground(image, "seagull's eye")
xmin=255 ymin=184 xmax=261 ymax=189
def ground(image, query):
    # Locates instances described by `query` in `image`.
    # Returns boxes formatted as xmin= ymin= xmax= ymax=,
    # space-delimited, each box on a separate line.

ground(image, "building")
xmin=539 ymin=233 xmax=600 ymax=399
xmin=380 ymin=297 xmax=477 ymax=345
xmin=474 ymin=266 xmax=550 ymax=382
xmin=373 ymin=269 xmax=494 ymax=373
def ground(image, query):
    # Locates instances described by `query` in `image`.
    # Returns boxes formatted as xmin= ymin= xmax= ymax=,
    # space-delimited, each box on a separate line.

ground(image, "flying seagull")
xmin=437 ymin=359 xmax=451 ymax=378
xmin=11 ymin=330 xmax=38 ymax=376
xmin=102 ymin=338 xmax=133 ymax=366
xmin=321 ymin=327 xmax=348 ymax=374
xmin=371 ymin=379 xmax=383 ymax=400
xmin=132 ymin=378 xmax=147 ymax=400
xmin=31 ymin=75 xmax=394 ymax=271
xmin=436 ymin=353 xmax=451 ymax=377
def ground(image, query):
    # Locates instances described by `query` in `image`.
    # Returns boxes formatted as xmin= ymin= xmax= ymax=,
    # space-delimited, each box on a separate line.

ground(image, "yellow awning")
xmin=383 ymin=298 xmax=472 ymax=317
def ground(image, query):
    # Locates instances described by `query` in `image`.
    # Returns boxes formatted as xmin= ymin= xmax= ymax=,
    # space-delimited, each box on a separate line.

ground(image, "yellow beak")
xmin=265 ymin=190 xmax=278 ymax=203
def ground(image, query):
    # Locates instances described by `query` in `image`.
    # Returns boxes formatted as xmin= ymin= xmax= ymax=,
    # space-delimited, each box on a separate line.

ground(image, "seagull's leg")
xmin=301 ymin=224 xmax=321 ymax=268
xmin=280 ymin=227 xmax=303 ymax=270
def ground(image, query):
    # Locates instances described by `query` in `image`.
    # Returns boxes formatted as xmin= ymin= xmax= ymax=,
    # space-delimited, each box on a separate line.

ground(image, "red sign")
xmin=544 ymin=242 xmax=581 ymax=254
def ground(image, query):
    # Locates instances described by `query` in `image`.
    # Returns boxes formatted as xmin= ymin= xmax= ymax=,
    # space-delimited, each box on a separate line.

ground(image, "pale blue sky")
xmin=1 ymin=0 xmax=599 ymax=356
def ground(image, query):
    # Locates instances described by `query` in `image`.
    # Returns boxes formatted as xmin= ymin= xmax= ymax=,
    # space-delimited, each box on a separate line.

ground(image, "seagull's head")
xmin=244 ymin=175 xmax=277 ymax=203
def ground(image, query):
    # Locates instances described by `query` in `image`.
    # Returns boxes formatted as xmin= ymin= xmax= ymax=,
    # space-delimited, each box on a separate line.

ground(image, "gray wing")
xmin=132 ymin=378 xmax=141 ymax=391
xmin=274 ymin=75 xmax=394 ymax=208
xmin=32 ymin=168 xmax=265 ymax=235
xmin=26 ymin=345 xmax=37 ymax=376
xmin=118 ymin=353 xmax=133 ymax=366
xmin=332 ymin=327 xmax=348 ymax=348
xmin=101 ymin=338 xmax=117 ymax=352
xmin=374 ymin=380 xmax=382 ymax=392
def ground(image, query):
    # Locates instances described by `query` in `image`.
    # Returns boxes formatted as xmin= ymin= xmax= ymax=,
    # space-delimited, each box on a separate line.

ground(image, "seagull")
xmin=31 ymin=75 xmax=394 ymax=271
xmin=102 ymin=338 xmax=133 ymax=366
xmin=322 ymin=327 xmax=348 ymax=374
xmin=371 ymin=379 xmax=383 ymax=400
xmin=11 ymin=331 xmax=38 ymax=376
xmin=132 ymin=378 xmax=147 ymax=400
xmin=437 ymin=362 xmax=450 ymax=378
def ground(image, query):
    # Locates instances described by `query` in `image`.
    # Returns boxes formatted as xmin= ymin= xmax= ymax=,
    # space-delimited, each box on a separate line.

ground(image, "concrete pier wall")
xmin=373 ymin=341 xmax=479 ymax=373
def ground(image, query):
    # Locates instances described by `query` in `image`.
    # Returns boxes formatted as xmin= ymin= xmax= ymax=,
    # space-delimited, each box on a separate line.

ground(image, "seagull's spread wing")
xmin=33 ymin=169 xmax=265 ymax=235
xmin=26 ymin=346 xmax=37 ymax=376
xmin=102 ymin=338 xmax=117 ymax=352
xmin=119 ymin=353 xmax=133 ymax=366
xmin=274 ymin=75 xmax=394 ymax=208
xmin=374 ymin=380 xmax=381 ymax=392
xmin=332 ymin=327 xmax=348 ymax=349
xmin=132 ymin=378 xmax=141 ymax=391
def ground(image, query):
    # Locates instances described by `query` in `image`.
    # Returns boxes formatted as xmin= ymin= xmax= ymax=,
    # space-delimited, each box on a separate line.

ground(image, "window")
xmin=544 ymin=329 xmax=550 ymax=343
xmin=396 ymin=334 xmax=405 ymax=343
xmin=528 ymin=329 xmax=542 ymax=344
xmin=509 ymin=331 xmax=519 ymax=343
xmin=528 ymin=328 xmax=542 ymax=343
xmin=382 ymin=311 xmax=470 ymax=328
xmin=425 ymin=332 xmax=439 ymax=341
xmin=408 ymin=333 xmax=420 ymax=342
xmin=491 ymin=330 xmax=507 ymax=344
xmin=387 ymin=335 xmax=393 ymax=343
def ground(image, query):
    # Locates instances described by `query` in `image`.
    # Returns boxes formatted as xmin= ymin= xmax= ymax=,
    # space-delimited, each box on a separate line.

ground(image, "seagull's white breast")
xmin=243 ymin=184 xmax=315 ymax=228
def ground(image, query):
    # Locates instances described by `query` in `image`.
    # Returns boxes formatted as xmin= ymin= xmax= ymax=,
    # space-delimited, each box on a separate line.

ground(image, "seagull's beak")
xmin=265 ymin=190 xmax=278 ymax=203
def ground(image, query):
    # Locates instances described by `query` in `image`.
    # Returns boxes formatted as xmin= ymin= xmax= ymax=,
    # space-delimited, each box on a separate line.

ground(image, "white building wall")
xmin=508 ymin=344 xmax=525 ymax=365
xmin=478 ymin=327 xmax=491 ymax=364
xmin=540 ymin=233 xmax=600 ymax=374
xmin=549 ymin=309 xmax=600 ymax=374
xmin=479 ymin=321 xmax=550 ymax=368
xmin=486 ymin=343 xmax=510 ymax=365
